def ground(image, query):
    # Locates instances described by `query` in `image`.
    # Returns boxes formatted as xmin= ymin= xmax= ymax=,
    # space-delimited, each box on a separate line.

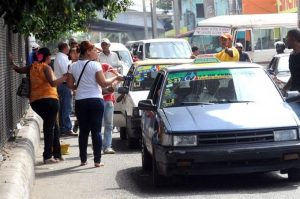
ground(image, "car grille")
xmin=198 ymin=130 xmax=274 ymax=146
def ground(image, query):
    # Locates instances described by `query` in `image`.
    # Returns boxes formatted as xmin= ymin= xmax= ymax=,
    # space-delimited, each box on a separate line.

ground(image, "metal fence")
xmin=0 ymin=17 xmax=29 ymax=148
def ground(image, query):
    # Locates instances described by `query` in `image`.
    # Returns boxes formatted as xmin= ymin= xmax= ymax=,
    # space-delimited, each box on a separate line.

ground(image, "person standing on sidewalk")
xmin=101 ymin=63 xmax=122 ymax=154
xmin=67 ymin=41 xmax=123 ymax=167
xmin=54 ymin=42 xmax=77 ymax=136
xmin=11 ymin=47 xmax=67 ymax=164
xmin=98 ymin=38 xmax=121 ymax=154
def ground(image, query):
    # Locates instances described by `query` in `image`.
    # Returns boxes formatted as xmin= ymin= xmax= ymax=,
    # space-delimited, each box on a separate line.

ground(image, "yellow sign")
xmin=277 ymin=0 xmax=298 ymax=13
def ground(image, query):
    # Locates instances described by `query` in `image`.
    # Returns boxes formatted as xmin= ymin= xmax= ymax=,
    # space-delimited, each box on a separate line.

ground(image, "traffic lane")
xmin=116 ymin=166 xmax=300 ymax=198
xmin=113 ymin=137 xmax=300 ymax=198
xmin=32 ymin=132 xmax=300 ymax=199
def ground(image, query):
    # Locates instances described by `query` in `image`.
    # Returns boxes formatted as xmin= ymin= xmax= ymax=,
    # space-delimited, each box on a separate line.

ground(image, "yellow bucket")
xmin=60 ymin=143 xmax=70 ymax=155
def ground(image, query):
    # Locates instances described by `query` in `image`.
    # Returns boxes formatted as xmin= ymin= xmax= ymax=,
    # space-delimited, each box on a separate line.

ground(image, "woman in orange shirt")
xmin=11 ymin=47 xmax=67 ymax=164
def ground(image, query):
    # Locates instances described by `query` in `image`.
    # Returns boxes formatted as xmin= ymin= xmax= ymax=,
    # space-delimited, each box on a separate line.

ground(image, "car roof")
xmin=163 ymin=62 xmax=263 ymax=72
xmin=134 ymin=59 xmax=194 ymax=66
xmin=134 ymin=38 xmax=189 ymax=43
xmin=273 ymin=53 xmax=290 ymax=58
xmin=94 ymin=42 xmax=129 ymax=52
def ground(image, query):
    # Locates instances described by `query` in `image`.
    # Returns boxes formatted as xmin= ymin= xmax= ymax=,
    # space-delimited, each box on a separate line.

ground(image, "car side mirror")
xmin=118 ymin=86 xmax=129 ymax=94
xmin=285 ymin=91 xmax=300 ymax=103
xmin=138 ymin=99 xmax=157 ymax=111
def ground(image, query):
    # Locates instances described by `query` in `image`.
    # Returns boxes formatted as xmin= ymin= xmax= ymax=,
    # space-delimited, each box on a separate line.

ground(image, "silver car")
xmin=139 ymin=61 xmax=300 ymax=186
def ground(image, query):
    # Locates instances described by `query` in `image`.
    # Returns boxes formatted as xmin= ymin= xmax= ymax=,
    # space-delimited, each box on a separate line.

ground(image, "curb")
xmin=0 ymin=108 xmax=42 ymax=199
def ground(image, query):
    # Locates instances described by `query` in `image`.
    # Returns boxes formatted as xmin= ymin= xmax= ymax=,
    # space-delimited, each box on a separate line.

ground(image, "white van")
xmin=191 ymin=13 xmax=297 ymax=64
xmin=128 ymin=38 xmax=192 ymax=60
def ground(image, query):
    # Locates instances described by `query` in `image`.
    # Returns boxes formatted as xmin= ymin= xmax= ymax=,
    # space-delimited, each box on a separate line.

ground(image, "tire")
xmin=120 ymin=127 xmax=127 ymax=140
xmin=288 ymin=168 xmax=300 ymax=182
xmin=142 ymin=138 xmax=152 ymax=171
xmin=152 ymin=150 xmax=168 ymax=187
xmin=127 ymin=134 xmax=139 ymax=149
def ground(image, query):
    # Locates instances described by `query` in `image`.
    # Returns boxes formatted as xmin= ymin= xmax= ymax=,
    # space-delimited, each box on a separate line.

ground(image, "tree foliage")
xmin=0 ymin=0 xmax=132 ymax=42
xmin=156 ymin=0 xmax=172 ymax=10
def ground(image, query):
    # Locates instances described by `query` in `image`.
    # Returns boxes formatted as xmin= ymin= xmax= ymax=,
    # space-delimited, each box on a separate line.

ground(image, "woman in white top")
xmin=67 ymin=41 xmax=123 ymax=167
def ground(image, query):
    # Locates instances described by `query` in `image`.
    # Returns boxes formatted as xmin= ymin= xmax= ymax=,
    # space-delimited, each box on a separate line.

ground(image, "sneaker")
xmin=104 ymin=148 xmax=115 ymax=154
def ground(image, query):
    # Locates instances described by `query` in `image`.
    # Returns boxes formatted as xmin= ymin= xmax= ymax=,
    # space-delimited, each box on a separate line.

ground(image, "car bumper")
xmin=153 ymin=141 xmax=300 ymax=176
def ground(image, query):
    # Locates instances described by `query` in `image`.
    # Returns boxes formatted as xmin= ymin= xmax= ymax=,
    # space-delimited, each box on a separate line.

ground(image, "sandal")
xmin=94 ymin=162 xmax=104 ymax=167
xmin=44 ymin=158 xmax=58 ymax=164
xmin=80 ymin=162 xmax=87 ymax=166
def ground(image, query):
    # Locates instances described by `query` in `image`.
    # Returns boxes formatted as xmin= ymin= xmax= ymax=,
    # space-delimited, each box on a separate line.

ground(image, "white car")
xmin=95 ymin=42 xmax=133 ymax=75
xmin=113 ymin=59 xmax=193 ymax=148
xmin=127 ymin=38 xmax=192 ymax=61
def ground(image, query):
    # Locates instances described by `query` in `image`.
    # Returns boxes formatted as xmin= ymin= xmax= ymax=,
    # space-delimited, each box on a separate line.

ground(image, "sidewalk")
xmin=0 ymin=108 xmax=42 ymax=199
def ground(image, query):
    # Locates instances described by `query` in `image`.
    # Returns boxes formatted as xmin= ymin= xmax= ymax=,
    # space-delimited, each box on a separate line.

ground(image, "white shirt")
xmin=69 ymin=60 xmax=103 ymax=100
xmin=99 ymin=51 xmax=120 ymax=67
xmin=54 ymin=52 xmax=70 ymax=78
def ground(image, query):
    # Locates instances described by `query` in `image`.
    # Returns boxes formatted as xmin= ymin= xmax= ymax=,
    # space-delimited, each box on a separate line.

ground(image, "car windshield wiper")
xmin=181 ymin=102 xmax=214 ymax=105
xmin=210 ymin=100 xmax=254 ymax=104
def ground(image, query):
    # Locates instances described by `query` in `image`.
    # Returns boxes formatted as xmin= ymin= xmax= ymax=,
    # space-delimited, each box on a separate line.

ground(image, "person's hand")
xmin=116 ymin=75 xmax=124 ymax=81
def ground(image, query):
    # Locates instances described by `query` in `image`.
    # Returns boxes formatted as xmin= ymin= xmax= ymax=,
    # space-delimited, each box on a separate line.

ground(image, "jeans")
xmin=75 ymin=98 xmax=104 ymax=163
xmin=30 ymin=98 xmax=61 ymax=161
xmin=102 ymin=100 xmax=114 ymax=149
xmin=57 ymin=83 xmax=72 ymax=133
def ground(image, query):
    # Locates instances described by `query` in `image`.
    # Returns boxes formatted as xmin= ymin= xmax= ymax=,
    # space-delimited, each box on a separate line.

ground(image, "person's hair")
xmin=58 ymin=42 xmax=69 ymax=52
xmin=37 ymin=47 xmax=51 ymax=63
xmin=192 ymin=46 xmax=199 ymax=52
xmin=68 ymin=46 xmax=81 ymax=60
xmin=287 ymin=29 xmax=300 ymax=42
xmin=79 ymin=41 xmax=95 ymax=58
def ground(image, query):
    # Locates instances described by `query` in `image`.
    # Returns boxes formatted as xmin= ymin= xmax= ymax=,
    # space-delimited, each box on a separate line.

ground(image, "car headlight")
xmin=173 ymin=135 xmax=197 ymax=146
xmin=274 ymin=129 xmax=297 ymax=141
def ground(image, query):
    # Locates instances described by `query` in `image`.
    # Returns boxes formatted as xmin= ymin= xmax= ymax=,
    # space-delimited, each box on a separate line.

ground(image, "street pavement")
xmin=2 ymin=110 xmax=300 ymax=199
xmin=31 ymin=130 xmax=300 ymax=199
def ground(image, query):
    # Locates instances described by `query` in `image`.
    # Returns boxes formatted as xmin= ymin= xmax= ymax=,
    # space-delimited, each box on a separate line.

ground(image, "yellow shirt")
xmin=215 ymin=47 xmax=240 ymax=62
xmin=29 ymin=62 xmax=58 ymax=102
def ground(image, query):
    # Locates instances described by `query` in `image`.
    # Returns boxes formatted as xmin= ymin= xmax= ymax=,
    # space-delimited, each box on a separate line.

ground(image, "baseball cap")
xmin=101 ymin=38 xmax=111 ymax=45
xmin=31 ymin=42 xmax=40 ymax=50
xmin=235 ymin=42 xmax=243 ymax=48
xmin=220 ymin=33 xmax=233 ymax=41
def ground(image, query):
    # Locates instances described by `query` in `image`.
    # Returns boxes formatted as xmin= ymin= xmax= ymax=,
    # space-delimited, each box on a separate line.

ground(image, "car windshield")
xmin=277 ymin=55 xmax=290 ymax=72
xmin=161 ymin=68 xmax=283 ymax=108
xmin=191 ymin=35 xmax=222 ymax=54
xmin=145 ymin=41 xmax=191 ymax=59
xmin=132 ymin=64 xmax=170 ymax=91
xmin=114 ymin=50 xmax=132 ymax=68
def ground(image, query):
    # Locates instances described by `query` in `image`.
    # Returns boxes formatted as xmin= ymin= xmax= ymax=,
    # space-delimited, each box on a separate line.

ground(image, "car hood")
xmin=163 ymin=103 xmax=299 ymax=132
xmin=129 ymin=90 xmax=149 ymax=106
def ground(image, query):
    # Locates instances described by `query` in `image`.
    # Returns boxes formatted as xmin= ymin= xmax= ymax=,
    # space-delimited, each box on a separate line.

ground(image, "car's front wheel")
xmin=152 ymin=149 xmax=168 ymax=187
xmin=142 ymin=138 xmax=152 ymax=171
xmin=288 ymin=168 xmax=300 ymax=181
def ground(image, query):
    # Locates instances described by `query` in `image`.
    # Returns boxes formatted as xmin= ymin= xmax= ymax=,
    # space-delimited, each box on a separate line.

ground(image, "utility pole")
xmin=173 ymin=0 xmax=180 ymax=36
xmin=151 ymin=0 xmax=158 ymax=38
xmin=142 ymin=0 xmax=149 ymax=39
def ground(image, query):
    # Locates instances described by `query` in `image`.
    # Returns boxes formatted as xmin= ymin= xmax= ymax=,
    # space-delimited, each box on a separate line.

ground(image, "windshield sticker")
xmin=135 ymin=64 xmax=169 ymax=75
xmin=194 ymin=27 xmax=231 ymax=36
xmin=167 ymin=69 xmax=232 ymax=83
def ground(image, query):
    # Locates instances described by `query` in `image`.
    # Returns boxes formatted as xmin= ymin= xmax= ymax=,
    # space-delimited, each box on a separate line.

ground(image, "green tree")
xmin=157 ymin=0 xmax=172 ymax=10
xmin=0 ymin=0 xmax=132 ymax=42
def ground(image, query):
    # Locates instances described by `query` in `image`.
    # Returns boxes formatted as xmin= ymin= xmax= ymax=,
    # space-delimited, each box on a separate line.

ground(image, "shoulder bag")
xmin=76 ymin=61 xmax=90 ymax=89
